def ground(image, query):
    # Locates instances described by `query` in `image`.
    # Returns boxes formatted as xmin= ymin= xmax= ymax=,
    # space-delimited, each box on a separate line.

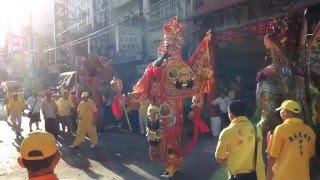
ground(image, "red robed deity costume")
xmin=112 ymin=17 xmax=213 ymax=177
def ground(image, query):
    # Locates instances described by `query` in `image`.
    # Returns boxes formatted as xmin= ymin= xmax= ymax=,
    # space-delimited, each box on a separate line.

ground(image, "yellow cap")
xmin=20 ymin=131 xmax=57 ymax=160
xmin=275 ymin=100 xmax=300 ymax=113
xmin=81 ymin=92 xmax=89 ymax=97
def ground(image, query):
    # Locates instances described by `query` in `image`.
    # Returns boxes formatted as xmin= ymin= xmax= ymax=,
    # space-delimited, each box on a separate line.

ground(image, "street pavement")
xmin=0 ymin=116 xmax=228 ymax=180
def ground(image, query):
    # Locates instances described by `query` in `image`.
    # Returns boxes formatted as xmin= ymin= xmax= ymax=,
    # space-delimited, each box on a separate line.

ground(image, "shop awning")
xmin=189 ymin=0 xmax=248 ymax=19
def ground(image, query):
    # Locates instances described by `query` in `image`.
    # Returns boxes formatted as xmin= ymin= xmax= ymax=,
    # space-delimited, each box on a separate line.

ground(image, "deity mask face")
xmin=164 ymin=40 xmax=180 ymax=57
xmin=175 ymin=67 xmax=194 ymax=89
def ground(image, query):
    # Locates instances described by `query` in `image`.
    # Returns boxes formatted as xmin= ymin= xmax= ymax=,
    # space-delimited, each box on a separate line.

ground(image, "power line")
xmin=56 ymin=0 xmax=165 ymax=37
xmin=44 ymin=26 xmax=116 ymax=53
xmin=46 ymin=0 xmax=178 ymax=52
xmin=56 ymin=7 xmax=107 ymax=37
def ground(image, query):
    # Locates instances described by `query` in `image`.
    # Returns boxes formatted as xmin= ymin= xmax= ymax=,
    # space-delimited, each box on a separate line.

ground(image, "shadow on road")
xmin=58 ymin=129 xmax=158 ymax=179
xmin=57 ymin=133 xmax=103 ymax=179
xmin=12 ymin=135 xmax=24 ymax=152
xmin=49 ymin=128 xmax=220 ymax=180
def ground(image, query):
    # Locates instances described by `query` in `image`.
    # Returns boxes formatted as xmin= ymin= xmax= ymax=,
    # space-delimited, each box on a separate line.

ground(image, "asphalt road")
xmin=0 ymin=116 xmax=228 ymax=180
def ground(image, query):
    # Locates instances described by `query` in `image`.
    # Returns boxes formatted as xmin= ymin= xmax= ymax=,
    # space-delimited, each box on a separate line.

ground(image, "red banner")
xmin=215 ymin=20 xmax=273 ymax=41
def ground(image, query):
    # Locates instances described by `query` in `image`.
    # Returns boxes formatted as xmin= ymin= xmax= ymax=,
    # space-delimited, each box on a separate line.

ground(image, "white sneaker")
xmin=161 ymin=172 xmax=173 ymax=178
xmin=90 ymin=144 xmax=96 ymax=148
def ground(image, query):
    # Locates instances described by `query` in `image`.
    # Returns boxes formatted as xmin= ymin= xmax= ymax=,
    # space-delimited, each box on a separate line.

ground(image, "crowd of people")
xmin=2 ymin=76 xmax=317 ymax=180
xmin=15 ymin=98 xmax=316 ymax=180
xmin=211 ymin=74 xmax=256 ymax=136
xmin=5 ymin=89 xmax=99 ymax=148
xmin=3 ymin=85 xmax=155 ymax=144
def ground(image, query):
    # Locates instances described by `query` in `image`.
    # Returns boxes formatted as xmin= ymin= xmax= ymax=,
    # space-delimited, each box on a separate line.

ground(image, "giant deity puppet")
xmin=256 ymin=10 xmax=320 ymax=139
xmin=77 ymin=55 xmax=112 ymax=129
xmin=111 ymin=17 xmax=212 ymax=178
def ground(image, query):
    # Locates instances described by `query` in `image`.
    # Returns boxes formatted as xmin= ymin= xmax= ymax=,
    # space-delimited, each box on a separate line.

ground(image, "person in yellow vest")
xmin=266 ymin=100 xmax=315 ymax=180
xmin=215 ymin=100 xmax=266 ymax=180
xmin=70 ymin=92 xmax=98 ymax=149
xmin=56 ymin=90 xmax=74 ymax=133
xmin=8 ymin=93 xmax=25 ymax=135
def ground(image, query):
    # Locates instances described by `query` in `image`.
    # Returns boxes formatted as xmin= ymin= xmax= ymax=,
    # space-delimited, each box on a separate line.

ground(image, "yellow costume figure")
xmin=71 ymin=92 xmax=98 ymax=148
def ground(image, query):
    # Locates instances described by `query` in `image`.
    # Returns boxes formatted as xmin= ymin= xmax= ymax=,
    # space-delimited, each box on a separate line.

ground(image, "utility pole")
xmin=29 ymin=11 xmax=36 ymax=91
xmin=53 ymin=0 xmax=57 ymax=64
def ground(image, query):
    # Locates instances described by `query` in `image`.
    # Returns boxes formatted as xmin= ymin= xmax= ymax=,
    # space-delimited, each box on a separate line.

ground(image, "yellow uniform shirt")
xmin=215 ymin=116 xmax=266 ymax=180
xmin=268 ymin=118 xmax=315 ymax=180
xmin=8 ymin=99 xmax=25 ymax=112
xmin=56 ymin=98 xmax=74 ymax=116
xmin=78 ymin=99 xmax=97 ymax=123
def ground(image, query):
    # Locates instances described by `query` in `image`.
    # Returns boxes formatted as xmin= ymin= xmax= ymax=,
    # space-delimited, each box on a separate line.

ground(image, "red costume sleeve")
xmin=112 ymin=95 xmax=123 ymax=120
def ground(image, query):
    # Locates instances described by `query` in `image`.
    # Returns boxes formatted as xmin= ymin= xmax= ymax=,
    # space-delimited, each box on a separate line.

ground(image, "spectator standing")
xmin=212 ymin=91 xmax=231 ymax=130
xmin=215 ymin=100 xmax=265 ymax=180
xmin=56 ymin=90 xmax=74 ymax=133
xmin=18 ymin=131 xmax=61 ymax=180
xmin=69 ymin=91 xmax=78 ymax=132
xmin=41 ymin=91 xmax=59 ymax=138
xmin=26 ymin=92 xmax=42 ymax=132
xmin=266 ymin=100 xmax=315 ymax=180
xmin=8 ymin=93 xmax=25 ymax=135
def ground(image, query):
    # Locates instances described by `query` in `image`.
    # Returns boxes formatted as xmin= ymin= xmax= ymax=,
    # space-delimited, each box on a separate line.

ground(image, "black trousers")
xmin=45 ymin=118 xmax=59 ymax=138
xmin=220 ymin=112 xmax=230 ymax=130
xmin=229 ymin=172 xmax=257 ymax=180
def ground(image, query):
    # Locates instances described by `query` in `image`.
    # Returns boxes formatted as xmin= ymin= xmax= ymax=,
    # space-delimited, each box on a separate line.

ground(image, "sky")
xmin=0 ymin=0 xmax=53 ymax=47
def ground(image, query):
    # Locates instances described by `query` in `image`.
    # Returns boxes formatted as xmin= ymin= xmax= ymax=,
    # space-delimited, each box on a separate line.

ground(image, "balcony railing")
xmin=146 ymin=0 xmax=180 ymax=30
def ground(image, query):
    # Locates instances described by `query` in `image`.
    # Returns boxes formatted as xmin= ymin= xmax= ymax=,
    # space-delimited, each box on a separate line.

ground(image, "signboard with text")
xmin=90 ymin=25 xmax=142 ymax=64
xmin=115 ymin=25 xmax=142 ymax=61
xmin=214 ymin=20 xmax=274 ymax=41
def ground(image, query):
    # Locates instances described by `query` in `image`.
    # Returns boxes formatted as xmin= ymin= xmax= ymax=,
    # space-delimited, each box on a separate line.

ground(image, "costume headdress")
xmin=158 ymin=16 xmax=184 ymax=56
